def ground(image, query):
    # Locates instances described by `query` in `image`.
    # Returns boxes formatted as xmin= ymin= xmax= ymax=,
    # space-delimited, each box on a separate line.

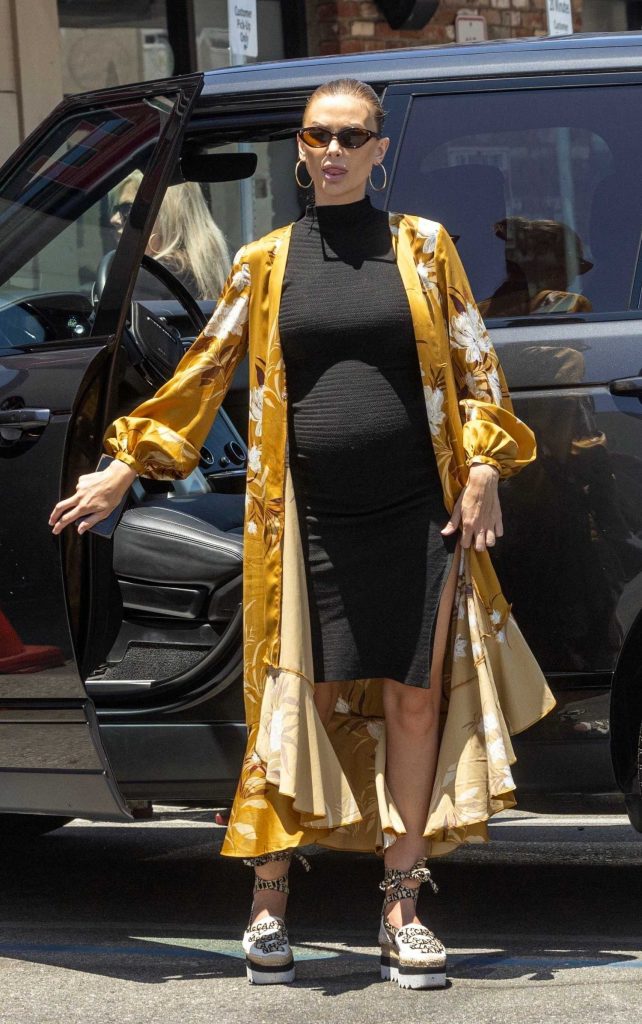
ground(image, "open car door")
xmin=0 ymin=75 xmax=202 ymax=822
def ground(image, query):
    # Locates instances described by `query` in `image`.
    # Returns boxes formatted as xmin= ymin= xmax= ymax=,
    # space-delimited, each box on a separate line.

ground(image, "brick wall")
xmin=307 ymin=0 xmax=583 ymax=55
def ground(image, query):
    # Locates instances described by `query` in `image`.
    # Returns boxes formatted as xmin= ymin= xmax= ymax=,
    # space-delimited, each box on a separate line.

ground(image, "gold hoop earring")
xmin=368 ymin=163 xmax=387 ymax=192
xmin=295 ymin=159 xmax=313 ymax=189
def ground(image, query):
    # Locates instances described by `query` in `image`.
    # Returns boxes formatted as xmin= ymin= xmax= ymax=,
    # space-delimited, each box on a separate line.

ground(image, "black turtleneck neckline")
xmin=300 ymin=195 xmax=390 ymax=264
xmin=304 ymin=195 xmax=383 ymax=230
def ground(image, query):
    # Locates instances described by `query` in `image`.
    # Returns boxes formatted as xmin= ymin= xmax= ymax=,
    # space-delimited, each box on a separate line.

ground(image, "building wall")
xmin=308 ymin=0 xmax=583 ymax=54
xmin=0 ymin=0 xmax=63 ymax=164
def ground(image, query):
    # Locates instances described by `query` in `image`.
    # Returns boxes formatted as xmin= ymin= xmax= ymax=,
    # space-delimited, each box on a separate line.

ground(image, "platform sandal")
xmin=241 ymin=850 xmax=310 ymax=985
xmin=378 ymin=858 xmax=447 ymax=990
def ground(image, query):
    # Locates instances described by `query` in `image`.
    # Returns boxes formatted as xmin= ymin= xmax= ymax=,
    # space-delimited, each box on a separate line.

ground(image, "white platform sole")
xmin=380 ymin=954 xmax=447 ymax=989
xmin=246 ymin=959 xmax=295 ymax=985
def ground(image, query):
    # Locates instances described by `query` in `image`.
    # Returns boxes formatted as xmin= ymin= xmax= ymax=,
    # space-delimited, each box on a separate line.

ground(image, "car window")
xmin=0 ymin=96 xmax=174 ymax=349
xmin=389 ymin=85 xmax=642 ymax=319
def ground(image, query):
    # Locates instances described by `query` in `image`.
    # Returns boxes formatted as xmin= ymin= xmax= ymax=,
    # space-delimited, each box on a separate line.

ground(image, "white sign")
xmin=546 ymin=0 xmax=573 ymax=36
xmin=455 ymin=15 xmax=487 ymax=44
xmin=227 ymin=0 xmax=258 ymax=58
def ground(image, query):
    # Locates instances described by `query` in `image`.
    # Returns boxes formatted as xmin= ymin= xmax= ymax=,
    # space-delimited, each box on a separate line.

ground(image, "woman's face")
xmin=298 ymin=93 xmax=389 ymax=206
xmin=109 ymin=179 xmax=138 ymax=240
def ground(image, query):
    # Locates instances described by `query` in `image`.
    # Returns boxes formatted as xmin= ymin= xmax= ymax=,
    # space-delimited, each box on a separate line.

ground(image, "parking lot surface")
xmin=2 ymin=804 xmax=642 ymax=1024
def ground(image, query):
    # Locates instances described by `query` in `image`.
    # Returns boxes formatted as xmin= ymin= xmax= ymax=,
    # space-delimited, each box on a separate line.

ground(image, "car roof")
xmin=199 ymin=31 xmax=642 ymax=109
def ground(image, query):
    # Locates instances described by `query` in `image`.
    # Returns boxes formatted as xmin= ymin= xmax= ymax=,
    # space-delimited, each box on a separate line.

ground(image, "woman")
xmin=110 ymin=171 xmax=230 ymax=298
xmin=50 ymin=78 xmax=555 ymax=991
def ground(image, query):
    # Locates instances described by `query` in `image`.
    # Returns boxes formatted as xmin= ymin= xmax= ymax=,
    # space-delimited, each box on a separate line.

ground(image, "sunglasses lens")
xmin=340 ymin=128 xmax=372 ymax=148
xmin=300 ymin=128 xmax=331 ymax=147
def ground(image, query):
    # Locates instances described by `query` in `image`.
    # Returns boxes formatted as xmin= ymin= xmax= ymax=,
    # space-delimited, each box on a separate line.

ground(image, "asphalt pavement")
xmin=2 ymin=803 xmax=642 ymax=1024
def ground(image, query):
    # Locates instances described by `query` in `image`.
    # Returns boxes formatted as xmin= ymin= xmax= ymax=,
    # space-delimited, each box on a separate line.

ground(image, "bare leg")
xmin=250 ymin=858 xmax=291 ymax=925
xmin=382 ymin=546 xmax=460 ymax=928
xmin=314 ymin=679 xmax=341 ymax=727
xmin=250 ymin=680 xmax=340 ymax=923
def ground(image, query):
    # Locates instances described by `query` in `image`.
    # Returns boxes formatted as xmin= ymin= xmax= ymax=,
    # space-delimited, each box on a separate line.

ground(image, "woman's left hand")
xmin=441 ymin=464 xmax=502 ymax=552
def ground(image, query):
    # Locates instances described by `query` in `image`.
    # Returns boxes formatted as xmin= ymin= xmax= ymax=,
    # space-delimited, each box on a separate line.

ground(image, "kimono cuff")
xmin=103 ymin=416 xmax=201 ymax=480
xmin=460 ymin=399 xmax=536 ymax=479
xmin=467 ymin=455 xmax=501 ymax=473
xmin=109 ymin=450 xmax=145 ymax=476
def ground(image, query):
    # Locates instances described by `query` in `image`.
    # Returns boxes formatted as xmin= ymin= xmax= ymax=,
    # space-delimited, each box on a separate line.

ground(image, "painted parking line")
xmin=1 ymin=940 xmax=642 ymax=973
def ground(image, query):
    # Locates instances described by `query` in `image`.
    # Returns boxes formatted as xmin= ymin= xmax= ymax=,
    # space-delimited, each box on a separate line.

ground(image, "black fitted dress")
xmin=278 ymin=196 xmax=456 ymax=689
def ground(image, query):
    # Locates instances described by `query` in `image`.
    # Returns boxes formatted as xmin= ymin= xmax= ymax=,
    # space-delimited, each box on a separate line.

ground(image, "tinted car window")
xmin=390 ymin=85 xmax=642 ymax=318
xmin=0 ymin=98 xmax=173 ymax=348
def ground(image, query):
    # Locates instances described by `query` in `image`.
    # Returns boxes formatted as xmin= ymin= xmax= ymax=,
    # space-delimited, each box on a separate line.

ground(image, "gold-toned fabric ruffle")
xmin=221 ymin=471 xmax=556 ymax=860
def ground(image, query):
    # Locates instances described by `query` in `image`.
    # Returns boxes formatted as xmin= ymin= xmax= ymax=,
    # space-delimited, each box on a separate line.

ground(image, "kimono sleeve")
xmin=434 ymin=224 xmax=536 ymax=479
xmin=103 ymin=246 xmax=250 ymax=480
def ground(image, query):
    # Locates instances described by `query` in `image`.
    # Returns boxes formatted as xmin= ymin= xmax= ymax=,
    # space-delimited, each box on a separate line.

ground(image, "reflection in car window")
xmin=0 ymin=98 xmax=172 ymax=348
xmin=390 ymin=86 xmax=642 ymax=317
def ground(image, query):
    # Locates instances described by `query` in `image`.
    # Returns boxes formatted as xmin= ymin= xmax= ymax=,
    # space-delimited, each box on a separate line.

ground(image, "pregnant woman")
xmin=50 ymin=77 xmax=555 ymax=991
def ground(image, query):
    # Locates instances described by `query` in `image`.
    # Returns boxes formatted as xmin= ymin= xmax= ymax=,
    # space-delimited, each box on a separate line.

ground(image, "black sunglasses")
xmin=298 ymin=126 xmax=380 ymax=150
xmin=112 ymin=200 xmax=133 ymax=221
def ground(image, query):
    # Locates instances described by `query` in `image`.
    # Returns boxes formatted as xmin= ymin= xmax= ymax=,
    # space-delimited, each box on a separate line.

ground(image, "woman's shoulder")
xmin=389 ymin=210 xmax=445 ymax=243
xmin=237 ymin=222 xmax=293 ymax=264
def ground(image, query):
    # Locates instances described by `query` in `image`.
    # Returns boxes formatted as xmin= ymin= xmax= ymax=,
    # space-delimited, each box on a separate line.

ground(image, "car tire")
xmin=623 ymin=718 xmax=642 ymax=833
xmin=0 ymin=814 xmax=72 ymax=841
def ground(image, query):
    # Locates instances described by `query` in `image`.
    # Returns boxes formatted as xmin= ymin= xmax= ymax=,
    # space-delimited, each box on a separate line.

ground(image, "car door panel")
xmin=0 ymin=76 xmax=203 ymax=820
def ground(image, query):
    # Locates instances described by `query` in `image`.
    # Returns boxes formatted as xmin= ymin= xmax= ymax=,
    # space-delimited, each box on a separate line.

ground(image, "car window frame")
xmin=0 ymin=75 xmax=204 ymax=354
xmin=384 ymin=72 xmax=642 ymax=327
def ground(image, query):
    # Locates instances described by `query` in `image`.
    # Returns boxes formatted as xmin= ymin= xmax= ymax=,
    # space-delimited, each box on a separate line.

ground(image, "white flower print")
xmin=334 ymin=696 xmax=350 ymax=715
xmin=249 ymin=385 xmax=264 ymax=438
xmin=487 ymin=367 xmax=503 ymax=406
xmin=203 ymin=291 xmax=249 ymax=339
xmin=450 ymin=302 xmax=491 ymax=364
xmin=269 ymin=707 xmax=283 ymax=752
xmin=453 ymin=634 xmax=468 ymax=660
xmin=496 ymin=627 xmax=506 ymax=645
xmin=487 ymin=736 xmax=508 ymax=762
xmin=231 ymin=262 xmax=251 ymax=293
xmin=482 ymin=711 xmax=500 ymax=734
xmin=247 ymin=520 xmax=258 ymax=536
xmin=490 ymin=609 xmax=503 ymax=626
xmin=247 ymin=444 xmax=261 ymax=474
xmin=367 ymin=720 xmax=384 ymax=742
xmin=416 ymin=217 xmax=439 ymax=254
xmin=416 ymin=258 xmax=436 ymax=292
xmin=424 ymin=385 xmax=445 ymax=437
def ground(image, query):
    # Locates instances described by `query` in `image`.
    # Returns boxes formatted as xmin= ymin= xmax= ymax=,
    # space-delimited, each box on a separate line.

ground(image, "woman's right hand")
xmin=49 ymin=459 xmax=138 ymax=535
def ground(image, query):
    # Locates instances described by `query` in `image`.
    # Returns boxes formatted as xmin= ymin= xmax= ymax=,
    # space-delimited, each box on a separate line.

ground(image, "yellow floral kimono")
xmin=105 ymin=212 xmax=556 ymax=860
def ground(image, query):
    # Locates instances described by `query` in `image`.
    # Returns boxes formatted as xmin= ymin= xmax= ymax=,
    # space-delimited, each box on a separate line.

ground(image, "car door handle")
xmin=608 ymin=377 xmax=642 ymax=397
xmin=0 ymin=407 xmax=50 ymax=441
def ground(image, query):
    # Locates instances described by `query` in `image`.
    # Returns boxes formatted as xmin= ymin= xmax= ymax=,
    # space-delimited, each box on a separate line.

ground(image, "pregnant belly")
xmin=287 ymin=359 xmax=441 ymax=515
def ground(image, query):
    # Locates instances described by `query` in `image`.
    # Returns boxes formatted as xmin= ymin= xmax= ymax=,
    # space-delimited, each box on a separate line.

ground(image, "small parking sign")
xmin=227 ymin=0 xmax=258 ymax=59
xmin=546 ymin=0 xmax=574 ymax=36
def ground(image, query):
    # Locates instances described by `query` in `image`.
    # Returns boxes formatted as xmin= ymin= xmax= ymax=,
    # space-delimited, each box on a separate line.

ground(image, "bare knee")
xmin=383 ymin=680 xmax=439 ymax=737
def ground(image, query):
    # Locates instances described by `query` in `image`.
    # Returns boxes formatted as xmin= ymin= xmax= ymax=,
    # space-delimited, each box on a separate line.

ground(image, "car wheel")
xmin=0 ymin=814 xmax=72 ymax=840
xmin=624 ymin=718 xmax=642 ymax=833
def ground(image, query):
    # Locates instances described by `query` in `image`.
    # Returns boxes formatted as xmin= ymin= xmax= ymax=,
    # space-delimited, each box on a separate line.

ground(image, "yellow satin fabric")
xmin=104 ymin=212 xmax=555 ymax=859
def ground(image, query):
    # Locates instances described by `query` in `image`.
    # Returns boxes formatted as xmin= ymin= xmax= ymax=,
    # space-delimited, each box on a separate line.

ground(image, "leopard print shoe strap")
xmin=379 ymin=858 xmax=439 ymax=907
xmin=243 ymin=849 xmax=312 ymax=872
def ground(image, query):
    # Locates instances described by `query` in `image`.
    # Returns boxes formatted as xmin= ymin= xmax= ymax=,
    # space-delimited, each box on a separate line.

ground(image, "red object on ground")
xmin=214 ymin=810 xmax=230 ymax=826
xmin=0 ymin=608 xmax=65 ymax=673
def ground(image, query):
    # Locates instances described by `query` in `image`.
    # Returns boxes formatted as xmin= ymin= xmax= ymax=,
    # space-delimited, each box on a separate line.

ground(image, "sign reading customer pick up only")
xmin=546 ymin=0 xmax=573 ymax=36
xmin=227 ymin=0 xmax=258 ymax=58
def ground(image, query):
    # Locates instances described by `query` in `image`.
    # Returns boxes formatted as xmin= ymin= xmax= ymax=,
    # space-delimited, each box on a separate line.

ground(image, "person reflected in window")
xmin=110 ymin=172 xmax=230 ymax=299
xmin=479 ymin=216 xmax=593 ymax=317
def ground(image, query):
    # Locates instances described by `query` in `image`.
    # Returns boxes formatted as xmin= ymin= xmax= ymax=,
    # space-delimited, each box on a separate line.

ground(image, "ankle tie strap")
xmin=379 ymin=858 xmax=438 ymax=907
xmin=242 ymin=849 xmax=311 ymax=872
xmin=243 ymin=849 xmax=311 ymax=897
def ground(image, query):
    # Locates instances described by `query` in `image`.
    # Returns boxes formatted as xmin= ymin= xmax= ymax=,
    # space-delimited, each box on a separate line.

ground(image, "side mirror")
xmin=171 ymin=150 xmax=258 ymax=185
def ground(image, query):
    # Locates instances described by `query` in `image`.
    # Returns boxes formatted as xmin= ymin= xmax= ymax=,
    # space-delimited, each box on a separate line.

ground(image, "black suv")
xmin=2 ymin=31 xmax=642 ymax=839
